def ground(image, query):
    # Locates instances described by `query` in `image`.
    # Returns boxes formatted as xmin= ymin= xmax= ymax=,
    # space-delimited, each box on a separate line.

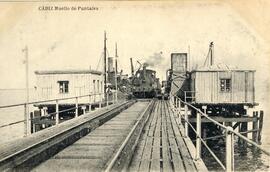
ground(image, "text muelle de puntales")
xmin=38 ymin=6 xmax=99 ymax=11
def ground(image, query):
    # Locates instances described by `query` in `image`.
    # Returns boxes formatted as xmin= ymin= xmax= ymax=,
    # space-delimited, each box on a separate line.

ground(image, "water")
xmin=202 ymin=138 xmax=270 ymax=171
xmin=0 ymin=89 xmax=38 ymax=143
xmin=199 ymin=107 xmax=270 ymax=171
xmin=0 ymin=89 xmax=269 ymax=171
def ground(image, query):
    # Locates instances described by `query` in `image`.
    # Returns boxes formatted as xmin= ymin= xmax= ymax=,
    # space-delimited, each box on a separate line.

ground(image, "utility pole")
xmin=188 ymin=45 xmax=191 ymax=71
xmin=104 ymin=31 xmax=107 ymax=100
xmin=115 ymin=43 xmax=118 ymax=74
xmin=23 ymin=45 xmax=30 ymax=136
xmin=210 ymin=42 xmax=214 ymax=66
xmin=115 ymin=43 xmax=118 ymax=102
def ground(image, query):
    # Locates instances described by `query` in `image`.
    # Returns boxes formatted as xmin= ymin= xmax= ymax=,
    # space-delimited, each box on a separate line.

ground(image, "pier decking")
xmin=129 ymin=100 xmax=206 ymax=172
xmin=32 ymin=101 xmax=150 ymax=171
xmin=0 ymin=100 xmax=207 ymax=171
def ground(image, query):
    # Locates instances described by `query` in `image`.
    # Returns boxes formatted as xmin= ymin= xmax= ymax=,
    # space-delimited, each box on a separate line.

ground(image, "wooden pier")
xmin=0 ymin=100 xmax=207 ymax=171
xmin=129 ymin=100 xmax=207 ymax=172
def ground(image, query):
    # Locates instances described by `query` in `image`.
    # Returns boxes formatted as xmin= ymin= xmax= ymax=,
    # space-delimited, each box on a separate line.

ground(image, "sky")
xmin=0 ymin=1 xmax=269 ymax=104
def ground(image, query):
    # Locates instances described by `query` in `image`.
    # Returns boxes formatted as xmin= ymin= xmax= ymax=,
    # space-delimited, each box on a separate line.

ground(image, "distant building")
xmin=190 ymin=65 xmax=255 ymax=106
xmin=35 ymin=69 xmax=104 ymax=104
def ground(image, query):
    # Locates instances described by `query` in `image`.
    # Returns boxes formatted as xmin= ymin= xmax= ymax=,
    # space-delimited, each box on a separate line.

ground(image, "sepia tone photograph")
xmin=0 ymin=0 xmax=269 ymax=171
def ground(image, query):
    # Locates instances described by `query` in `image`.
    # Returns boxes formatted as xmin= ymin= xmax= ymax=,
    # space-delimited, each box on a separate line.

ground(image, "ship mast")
xmin=115 ymin=43 xmax=118 ymax=102
xmin=23 ymin=45 xmax=30 ymax=136
xmin=104 ymin=31 xmax=107 ymax=96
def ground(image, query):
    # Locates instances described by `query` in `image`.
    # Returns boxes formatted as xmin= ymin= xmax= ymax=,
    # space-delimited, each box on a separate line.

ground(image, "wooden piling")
xmin=30 ymin=112 xmax=34 ymax=133
xmin=242 ymin=122 xmax=248 ymax=139
xmin=252 ymin=111 xmax=258 ymax=143
xmin=258 ymin=111 xmax=264 ymax=144
xmin=240 ymin=122 xmax=248 ymax=147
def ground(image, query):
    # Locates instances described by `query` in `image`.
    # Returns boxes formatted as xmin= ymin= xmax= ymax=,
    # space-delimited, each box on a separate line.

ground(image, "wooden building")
xmin=189 ymin=66 xmax=256 ymax=111
xmin=35 ymin=69 xmax=104 ymax=104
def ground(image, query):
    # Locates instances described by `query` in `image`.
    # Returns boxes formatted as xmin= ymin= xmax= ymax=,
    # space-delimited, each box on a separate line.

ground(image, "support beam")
xmin=189 ymin=116 xmax=256 ymax=123
xmin=258 ymin=111 xmax=264 ymax=144
xmin=240 ymin=122 xmax=248 ymax=147
xmin=252 ymin=111 xmax=258 ymax=143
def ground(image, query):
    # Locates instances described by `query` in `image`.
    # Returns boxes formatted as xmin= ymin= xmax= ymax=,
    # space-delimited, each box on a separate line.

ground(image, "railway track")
xmin=0 ymin=99 xmax=207 ymax=171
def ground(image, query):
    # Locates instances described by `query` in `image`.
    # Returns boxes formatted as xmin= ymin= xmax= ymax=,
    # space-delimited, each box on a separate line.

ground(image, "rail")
xmin=0 ymin=91 xmax=118 ymax=136
xmin=169 ymin=93 xmax=270 ymax=172
xmin=105 ymin=100 xmax=154 ymax=172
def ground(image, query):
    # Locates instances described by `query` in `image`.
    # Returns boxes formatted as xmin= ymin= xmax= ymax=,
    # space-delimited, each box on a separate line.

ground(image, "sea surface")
xmin=0 ymin=89 xmax=269 ymax=171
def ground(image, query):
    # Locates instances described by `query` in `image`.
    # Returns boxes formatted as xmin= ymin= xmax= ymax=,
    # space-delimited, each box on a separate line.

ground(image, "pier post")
xmin=99 ymin=94 xmax=102 ymax=108
xmin=202 ymin=106 xmax=207 ymax=142
xmin=177 ymin=100 xmax=181 ymax=124
xmin=252 ymin=111 xmax=258 ymax=143
xmin=30 ymin=112 xmax=34 ymax=133
xmin=113 ymin=92 xmax=115 ymax=104
xmin=24 ymin=103 xmax=30 ymax=136
xmin=82 ymin=106 xmax=86 ymax=115
xmin=75 ymin=97 xmax=78 ymax=117
xmin=258 ymin=111 xmax=264 ymax=144
xmin=89 ymin=95 xmax=92 ymax=112
xmin=184 ymin=104 xmax=188 ymax=137
xmin=226 ymin=127 xmax=234 ymax=172
xmin=202 ymin=106 xmax=207 ymax=114
xmin=196 ymin=112 xmax=201 ymax=160
xmin=56 ymin=100 xmax=59 ymax=125
xmin=106 ymin=93 xmax=109 ymax=106
xmin=240 ymin=122 xmax=248 ymax=147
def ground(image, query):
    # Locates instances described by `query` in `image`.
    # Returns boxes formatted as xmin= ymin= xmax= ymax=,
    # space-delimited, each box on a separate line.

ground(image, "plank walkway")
xmin=129 ymin=100 xmax=207 ymax=172
xmin=32 ymin=101 xmax=150 ymax=172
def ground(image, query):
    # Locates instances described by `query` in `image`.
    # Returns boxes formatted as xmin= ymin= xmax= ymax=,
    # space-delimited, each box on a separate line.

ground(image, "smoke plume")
xmin=145 ymin=51 xmax=164 ymax=67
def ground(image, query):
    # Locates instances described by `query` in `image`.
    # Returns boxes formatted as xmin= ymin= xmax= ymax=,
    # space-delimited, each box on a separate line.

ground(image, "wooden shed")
xmin=35 ymin=69 xmax=104 ymax=104
xmin=190 ymin=66 xmax=255 ymax=106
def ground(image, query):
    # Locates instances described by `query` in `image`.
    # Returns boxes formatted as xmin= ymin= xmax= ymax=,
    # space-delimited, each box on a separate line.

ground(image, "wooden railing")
xmin=169 ymin=93 xmax=269 ymax=172
xmin=0 ymin=92 xmax=118 ymax=136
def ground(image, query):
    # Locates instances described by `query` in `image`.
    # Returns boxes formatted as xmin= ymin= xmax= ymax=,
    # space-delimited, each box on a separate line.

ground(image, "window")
xmin=220 ymin=79 xmax=231 ymax=92
xmin=58 ymin=81 xmax=69 ymax=93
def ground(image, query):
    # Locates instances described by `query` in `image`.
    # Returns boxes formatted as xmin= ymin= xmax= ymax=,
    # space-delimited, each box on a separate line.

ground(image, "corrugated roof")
xmin=35 ymin=69 xmax=102 ymax=75
xmin=192 ymin=64 xmax=255 ymax=72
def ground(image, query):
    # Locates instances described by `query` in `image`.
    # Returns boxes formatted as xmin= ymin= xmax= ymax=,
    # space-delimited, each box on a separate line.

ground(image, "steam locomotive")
xmin=130 ymin=63 xmax=161 ymax=98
